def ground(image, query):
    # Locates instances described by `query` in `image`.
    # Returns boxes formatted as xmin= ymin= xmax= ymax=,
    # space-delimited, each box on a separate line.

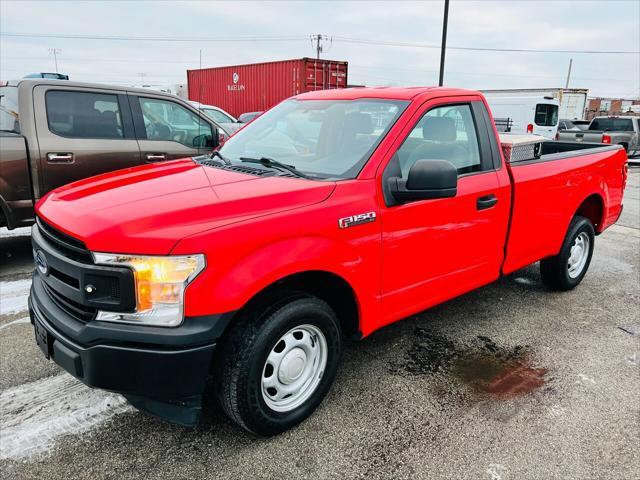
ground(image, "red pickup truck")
xmin=29 ymin=87 xmax=627 ymax=436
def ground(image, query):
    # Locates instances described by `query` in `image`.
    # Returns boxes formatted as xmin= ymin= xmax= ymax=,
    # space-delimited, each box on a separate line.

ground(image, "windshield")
xmin=203 ymin=108 xmax=234 ymax=124
xmin=0 ymin=86 xmax=20 ymax=133
xmin=219 ymin=99 xmax=408 ymax=179
xmin=589 ymin=118 xmax=634 ymax=132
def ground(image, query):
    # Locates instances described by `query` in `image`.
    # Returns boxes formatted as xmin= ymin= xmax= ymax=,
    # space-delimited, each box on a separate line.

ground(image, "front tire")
xmin=540 ymin=215 xmax=595 ymax=291
xmin=214 ymin=292 xmax=342 ymax=436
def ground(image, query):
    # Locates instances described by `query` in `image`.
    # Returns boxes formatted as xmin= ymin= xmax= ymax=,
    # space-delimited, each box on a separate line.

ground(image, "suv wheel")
xmin=215 ymin=292 xmax=342 ymax=436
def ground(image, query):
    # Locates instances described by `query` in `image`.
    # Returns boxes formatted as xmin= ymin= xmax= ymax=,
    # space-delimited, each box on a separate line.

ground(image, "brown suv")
xmin=0 ymin=79 xmax=222 ymax=229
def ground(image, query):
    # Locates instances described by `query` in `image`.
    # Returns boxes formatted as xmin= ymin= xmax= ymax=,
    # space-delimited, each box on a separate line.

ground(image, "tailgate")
xmin=574 ymin=131 xmax=603 ymax=143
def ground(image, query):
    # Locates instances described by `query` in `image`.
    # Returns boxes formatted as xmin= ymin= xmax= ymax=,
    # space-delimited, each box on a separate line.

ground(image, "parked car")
xmin=237 ymin=111 xmax=262 ymax=123
xmin=29 ymin=87 xmax=627 ymax=437
xmin=484 ymin=95 xmax=560 ymax=139
xmin=559 ymin=119 xmax=581 ymax=131
xmin=0 ymin=79 xmax=222 ymax=229
xmin=189 ymin=101 xmax=242 ymax=135
xmin=558 ymin=116 xmax=639 ymax=154
xmin=572 ymin=119 xmax=591 ymax=131
xmin=23 ymin=72 xmax=69 ymax=80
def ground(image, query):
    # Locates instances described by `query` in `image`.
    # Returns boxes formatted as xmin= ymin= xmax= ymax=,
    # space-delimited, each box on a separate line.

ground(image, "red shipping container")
xmin=187 ymin=58 xmax=348 ymax=118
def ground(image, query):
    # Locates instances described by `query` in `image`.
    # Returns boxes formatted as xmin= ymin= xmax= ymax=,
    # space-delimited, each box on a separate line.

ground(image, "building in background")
xmin=187 ymin=58 xmax=348 ymax=118
xmin=481 ymin=88 xmax=589 ymax=120
xmin=585 ymin=97 xmax=640 ymax=120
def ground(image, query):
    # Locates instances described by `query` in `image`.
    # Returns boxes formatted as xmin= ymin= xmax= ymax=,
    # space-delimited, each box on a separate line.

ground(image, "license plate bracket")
xmin=34 ymin=319 xmax=52 ymax=359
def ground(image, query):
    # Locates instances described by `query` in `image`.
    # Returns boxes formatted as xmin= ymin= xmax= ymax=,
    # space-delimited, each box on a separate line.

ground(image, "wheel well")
xmin=575 ymin=194 xmax=604 ymax=232
xmin=243 ymin=271 xmax=360 ymax=339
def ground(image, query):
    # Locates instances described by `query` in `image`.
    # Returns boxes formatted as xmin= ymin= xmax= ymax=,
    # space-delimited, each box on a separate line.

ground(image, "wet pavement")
xmin=1 ymin=169 xmax=638 ymax=480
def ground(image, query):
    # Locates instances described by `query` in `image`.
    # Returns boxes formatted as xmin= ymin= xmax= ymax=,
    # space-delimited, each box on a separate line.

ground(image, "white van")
xmin=484 ymin=95 xmax=560 ymax=140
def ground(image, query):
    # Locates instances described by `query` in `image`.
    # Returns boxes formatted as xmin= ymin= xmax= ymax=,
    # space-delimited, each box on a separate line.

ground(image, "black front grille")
xmin=36 ymin=217 xmax=92 ymax=263
xmin=33 ymin=216 xmax=136 ymax=323
xmin=43 ymin=282 xmax=97 ymax=322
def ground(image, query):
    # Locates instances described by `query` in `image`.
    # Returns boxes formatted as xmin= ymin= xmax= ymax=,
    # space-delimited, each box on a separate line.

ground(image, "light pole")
xmin=438 ymin=0 xmax=450 ymax=87
xmin=48 ymin=48 xmax=61 ymax=73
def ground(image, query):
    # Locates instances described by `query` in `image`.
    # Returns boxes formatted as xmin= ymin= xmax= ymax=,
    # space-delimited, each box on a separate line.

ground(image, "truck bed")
xmin=502 ymin=142 xmax=627 ymax=274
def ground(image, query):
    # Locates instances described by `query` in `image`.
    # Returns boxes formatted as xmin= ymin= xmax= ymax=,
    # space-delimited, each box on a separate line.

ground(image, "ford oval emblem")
xmin=35 ymin=250 xmax=49 ymax=275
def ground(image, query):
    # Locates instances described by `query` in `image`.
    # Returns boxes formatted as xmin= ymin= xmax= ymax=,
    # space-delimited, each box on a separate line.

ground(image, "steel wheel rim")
xmin=567 ymin=232 xmax=590 ymax=278
xmin=261 ymin=324 xmax=327 ymax=412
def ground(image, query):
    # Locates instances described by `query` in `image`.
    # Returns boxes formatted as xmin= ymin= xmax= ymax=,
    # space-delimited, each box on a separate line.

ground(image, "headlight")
xmin=92 ymin=253 xmax=205 ymax=327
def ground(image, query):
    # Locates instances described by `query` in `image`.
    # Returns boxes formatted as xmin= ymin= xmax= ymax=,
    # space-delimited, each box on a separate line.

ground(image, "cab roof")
xmin=294 ymin=86 xmax=480 ymax=101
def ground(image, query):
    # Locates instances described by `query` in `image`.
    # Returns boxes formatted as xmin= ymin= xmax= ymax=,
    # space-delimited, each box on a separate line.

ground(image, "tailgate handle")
xmin=477 ymin=194 xmax=498 ymax=210
xmin=146 ymin=153 xmax=167 ymax=162
xmin=47 ymin=153 xmax=74 ymax=163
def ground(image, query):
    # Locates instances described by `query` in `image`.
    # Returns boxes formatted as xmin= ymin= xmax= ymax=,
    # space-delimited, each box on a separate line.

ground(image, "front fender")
xmin=179 ymin=229 xmax=381 ymax=332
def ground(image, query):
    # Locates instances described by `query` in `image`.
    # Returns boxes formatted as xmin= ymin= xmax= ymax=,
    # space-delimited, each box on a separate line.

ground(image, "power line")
xmin=332 ymin=36 xmax=640 ymax=55
xmin=349 ymin=64 xmax=635 ymax=83
xmin=0 ymin=32 xmax=309 ymax=42
xmin=3 ymin=32 xmax=638 ymax=54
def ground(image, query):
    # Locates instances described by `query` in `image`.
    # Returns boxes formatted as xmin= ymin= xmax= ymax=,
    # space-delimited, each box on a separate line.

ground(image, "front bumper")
xmin=29 ymin=272 xmax=233 ymax=426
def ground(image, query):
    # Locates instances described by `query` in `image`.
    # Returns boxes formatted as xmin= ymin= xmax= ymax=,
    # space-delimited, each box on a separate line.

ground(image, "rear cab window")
xmin=534 ymin=104 xmax=558 ymax=127
xmin=45 ymin=90 xmax=124 ymax=138
xmin=0 ymin=86 xmax=20 ymax=133
xmin=589 ymin=118 xmax=634 ymax=131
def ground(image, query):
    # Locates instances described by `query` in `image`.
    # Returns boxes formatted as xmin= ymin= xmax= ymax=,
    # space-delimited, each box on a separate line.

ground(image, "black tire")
xmin=540 ymin=215 xmax=595 ymax=291
xmin=214 ymin=291 xmax=342 ymax=436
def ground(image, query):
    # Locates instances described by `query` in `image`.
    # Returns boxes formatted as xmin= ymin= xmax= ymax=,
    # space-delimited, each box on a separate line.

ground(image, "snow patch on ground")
xmin=0 ymin=279 xmax=32 ymax=315
xmin=0 ymin=374 xmax=133 ymax=461
xmin=0 ymin=317 xmax=30 ymax=330
xmin=0 ymin=227 xmax=31 ymax=238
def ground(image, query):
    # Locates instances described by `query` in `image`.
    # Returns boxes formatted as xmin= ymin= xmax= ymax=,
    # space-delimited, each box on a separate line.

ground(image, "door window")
xmin=392 ymin=104 xmax=483 ymax=177
xmin=45 ymin=90 xmax=123 ymax=138
xmin=534 ymin=104 xmax=558 ymax=126
xmin=138 ymin=98 xmax=212 ymax=148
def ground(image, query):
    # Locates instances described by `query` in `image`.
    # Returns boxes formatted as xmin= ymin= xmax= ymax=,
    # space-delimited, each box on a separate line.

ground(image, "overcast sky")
xmin=1 ymin=0 xmax=639 ymax=98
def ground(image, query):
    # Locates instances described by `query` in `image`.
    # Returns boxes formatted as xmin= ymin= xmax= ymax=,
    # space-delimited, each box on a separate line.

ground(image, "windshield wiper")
xmin=209 ymin=150 xmax=231 ymax=165
xmin=239 ymin=156 xmax=314 ymax=179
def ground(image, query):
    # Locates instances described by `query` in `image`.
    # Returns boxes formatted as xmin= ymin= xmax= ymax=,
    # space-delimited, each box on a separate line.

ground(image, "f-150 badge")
xmin=338 ymin=212 xmax=376 ymax=229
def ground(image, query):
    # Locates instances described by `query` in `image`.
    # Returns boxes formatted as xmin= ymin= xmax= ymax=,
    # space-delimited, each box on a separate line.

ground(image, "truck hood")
xmin=36 ymin=159 xmax=335 ymax=254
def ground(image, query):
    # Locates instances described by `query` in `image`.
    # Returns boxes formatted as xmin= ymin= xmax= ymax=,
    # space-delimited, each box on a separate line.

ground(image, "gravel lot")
xmin=1 ymin=170 xmax=638 ymax=480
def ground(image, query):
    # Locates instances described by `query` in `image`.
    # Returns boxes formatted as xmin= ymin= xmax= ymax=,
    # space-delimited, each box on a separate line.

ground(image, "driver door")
xmin=378 ymin=97 xmax=510 ymax=325
xmin=129 ymin=94 xmax=217 ymax=161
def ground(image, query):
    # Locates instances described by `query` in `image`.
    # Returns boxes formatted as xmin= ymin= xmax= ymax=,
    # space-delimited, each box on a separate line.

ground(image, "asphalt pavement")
xmin=1 ymin=170 xmax=638 ymax=480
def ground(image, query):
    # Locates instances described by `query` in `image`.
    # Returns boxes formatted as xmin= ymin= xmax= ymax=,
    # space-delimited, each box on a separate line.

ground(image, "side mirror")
xmin=389 ymin=159 xmax=457 ymax=203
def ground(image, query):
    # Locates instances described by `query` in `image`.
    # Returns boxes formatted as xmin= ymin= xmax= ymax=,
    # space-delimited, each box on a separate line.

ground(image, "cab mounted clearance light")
xmin=92 ymin=253 xmax=205 ymax=327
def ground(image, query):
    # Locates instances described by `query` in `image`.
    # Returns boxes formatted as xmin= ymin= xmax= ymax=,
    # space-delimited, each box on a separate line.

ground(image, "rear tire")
xmin=540 ymin=215 xmax=595 ymax=291
xmin=214 ymin=292 xmax=342 ymax=436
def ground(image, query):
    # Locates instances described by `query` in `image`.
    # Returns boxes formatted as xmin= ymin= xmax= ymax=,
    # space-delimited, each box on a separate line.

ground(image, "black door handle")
xmin=477 ymin=194 xmax=498 ymax=210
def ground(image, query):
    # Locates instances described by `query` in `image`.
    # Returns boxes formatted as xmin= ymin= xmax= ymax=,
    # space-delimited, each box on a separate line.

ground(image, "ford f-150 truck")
xmin=0 ymin=79 xmax=223 ymax=230
xmin=28 ymin=87 xmax=628 ymax=436
xmin=558 ymin=115 xmax=639 ymax=155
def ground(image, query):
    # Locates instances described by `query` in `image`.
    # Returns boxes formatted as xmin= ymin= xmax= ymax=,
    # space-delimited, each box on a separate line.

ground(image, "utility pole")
xmin=312 ymin=34 xmax=330 ymax=60
xmin=138 ymin=72 xmax=146 ymax=86
xmin=48 ymin=48 xmax=61 ymax=73
xmin=565 ymin=58 xmax=573 ymax=89
xmin=438 ymin=0 xmax=450 ymax=86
